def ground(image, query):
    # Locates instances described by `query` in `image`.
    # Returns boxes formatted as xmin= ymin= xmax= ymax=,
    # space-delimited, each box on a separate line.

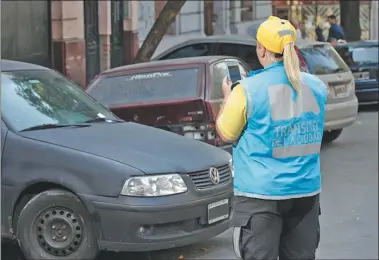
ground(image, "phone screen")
xmin=227 ymin=64 xmax=242 ymax=83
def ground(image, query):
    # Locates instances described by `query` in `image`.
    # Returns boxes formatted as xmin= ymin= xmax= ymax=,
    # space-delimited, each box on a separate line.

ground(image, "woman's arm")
xmin=216 ymin=81 xmax=247 ymax=143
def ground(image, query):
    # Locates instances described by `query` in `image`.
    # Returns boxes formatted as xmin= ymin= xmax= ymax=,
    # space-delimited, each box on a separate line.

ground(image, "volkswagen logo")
xmin=209 ymin=167 xmax=220 ymax=185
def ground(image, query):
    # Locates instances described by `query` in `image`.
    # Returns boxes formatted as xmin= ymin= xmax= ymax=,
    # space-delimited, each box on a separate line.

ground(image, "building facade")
xmin=1 ymin=0 xmax=272 ymax=88
xmin=370 ymin=0 xmax=378 ymax=40
xmin=272 ymin=0 xmax=375 ymax=41
xmin=143 ymin=0 xmax=273 ymax=56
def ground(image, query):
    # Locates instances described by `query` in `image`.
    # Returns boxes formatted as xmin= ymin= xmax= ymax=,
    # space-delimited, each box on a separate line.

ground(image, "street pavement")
xmin=2 ymin=107 xmax=378 ymax=260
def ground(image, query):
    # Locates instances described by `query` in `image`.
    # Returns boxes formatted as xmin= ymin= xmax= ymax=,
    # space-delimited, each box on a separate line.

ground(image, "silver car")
xmin=296 ymin=40 xmax=358 ymax=143
xmin=153 ymin=35 xmax=358 ymax=143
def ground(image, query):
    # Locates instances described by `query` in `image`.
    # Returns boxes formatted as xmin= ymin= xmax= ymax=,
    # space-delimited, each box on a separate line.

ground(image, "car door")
xmin=158 ymin=43 xmax=218 ymax=60
xmin=215 ymin=43 xmax=263 ymax=70
xmin=1 ymin=120 xmax=10 ymax=238
xmin=1 ymin=120 xmax=7 ymax=159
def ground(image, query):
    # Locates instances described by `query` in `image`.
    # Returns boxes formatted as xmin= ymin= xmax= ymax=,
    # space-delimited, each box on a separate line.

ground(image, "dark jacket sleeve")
xmin=316 ymin=27 xmax=325 ymax=42
xmin=328 ymin=24 xmax=345 ymax=41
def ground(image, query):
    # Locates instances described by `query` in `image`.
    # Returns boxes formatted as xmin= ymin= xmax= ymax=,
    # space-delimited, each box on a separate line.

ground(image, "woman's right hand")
xmin=222 ymin=76 xmax=233 ymax=99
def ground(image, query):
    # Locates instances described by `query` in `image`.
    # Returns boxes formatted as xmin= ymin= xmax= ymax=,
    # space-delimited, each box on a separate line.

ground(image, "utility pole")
xmin=340 ymin=0 xmax=361 ymax=41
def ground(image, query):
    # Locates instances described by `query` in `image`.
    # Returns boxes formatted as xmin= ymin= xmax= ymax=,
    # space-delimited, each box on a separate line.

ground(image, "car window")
xmin=88 ymin=68 xmax=200 ymax=106
xmin=211 ymin=61 xmax=247 ymax=100
xmin=217 ymin=43 xmax=263 ymax=70
xmin=336 ymin=46 xmax=379 ymax=66
xmin=211 ymin=63 xmax=228 ymax=100
xmin=238 ymin=62 xmax=249 ymax=77
xmin=299 ymin=44 xmax=350 ymax=75
xmin=160 ymin=43 xmax=212 ymax=60
xmin=294 ymin=45 xmax=309 ymax=72
xmin=1 ymin=70 xmax=117 ymax=132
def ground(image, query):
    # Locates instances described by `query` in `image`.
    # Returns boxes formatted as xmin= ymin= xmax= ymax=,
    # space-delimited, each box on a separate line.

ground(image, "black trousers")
xmin=232 ymin=195 xmax=321 ymax=260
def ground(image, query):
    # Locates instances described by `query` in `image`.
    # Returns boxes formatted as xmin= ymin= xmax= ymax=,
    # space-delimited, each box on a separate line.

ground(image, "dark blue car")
xmin=1 ymin=60 xmax=233 ymax=260
xmin=335 ymin=41 xmax=379 ymax=105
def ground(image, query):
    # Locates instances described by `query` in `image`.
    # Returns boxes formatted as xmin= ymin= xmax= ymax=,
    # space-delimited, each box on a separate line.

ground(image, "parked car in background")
xmin=153 ymin=35 xmax=358 ymax=144
xmin=334 ymin=40 xmax=378 ymax=105
xmin=87 ymin=56 xmax=249 ymax=153
xmin=1 ymin=60 xmax=233 ymax=260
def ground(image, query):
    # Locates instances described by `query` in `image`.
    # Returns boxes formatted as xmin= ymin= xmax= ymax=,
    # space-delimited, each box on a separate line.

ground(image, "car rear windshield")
xmin=89 ymin=68 xmax=200 ymax=106
xmin=299 ymin=44 xmax=350 ymax=75
xmin=336 ymin=46 xmax=379 ymax=66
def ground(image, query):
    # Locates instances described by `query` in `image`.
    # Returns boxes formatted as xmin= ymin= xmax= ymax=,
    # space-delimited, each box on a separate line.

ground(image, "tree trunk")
xmin=133 ymin=0 xmax=186 ymax=63
xmin=204 ymin=0 xmax=214 ymax=36
xmin=340 ymin=0 xmax=361 ymax=41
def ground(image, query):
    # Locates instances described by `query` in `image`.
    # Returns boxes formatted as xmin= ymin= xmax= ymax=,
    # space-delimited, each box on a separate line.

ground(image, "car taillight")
xmin=175 ymin=122 xmax=216 ymax=143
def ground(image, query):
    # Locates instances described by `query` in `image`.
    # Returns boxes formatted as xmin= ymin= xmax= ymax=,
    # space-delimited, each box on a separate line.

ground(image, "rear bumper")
xmin=355 ymin=81 xmax=378 ymax=104
xmin=324 ymin=96 xmax=358 ymax=131
xmin=81 ymin=189 xmax=233 ymax=252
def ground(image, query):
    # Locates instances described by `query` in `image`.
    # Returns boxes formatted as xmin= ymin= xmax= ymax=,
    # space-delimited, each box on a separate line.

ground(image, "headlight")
xmin=121 ymin=174 xmax=187 ymax=197
xmin=229 ymin=158 xmax=234 ymax=178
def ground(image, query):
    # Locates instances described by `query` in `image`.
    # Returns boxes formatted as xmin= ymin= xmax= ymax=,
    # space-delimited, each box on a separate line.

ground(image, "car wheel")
xmin=322 ymin=129 xmax=343 ymax=144
xmin=17 ymin=189 xmax=99 ymax=260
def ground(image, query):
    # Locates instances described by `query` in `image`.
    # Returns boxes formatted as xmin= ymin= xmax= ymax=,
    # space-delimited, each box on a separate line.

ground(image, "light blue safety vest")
xmin=233 ymin=61 xmax=328 ymax=200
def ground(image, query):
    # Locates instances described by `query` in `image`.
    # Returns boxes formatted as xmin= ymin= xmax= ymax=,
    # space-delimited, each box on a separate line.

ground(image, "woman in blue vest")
xmin=216 ymin=16 xmax=328 ymax=260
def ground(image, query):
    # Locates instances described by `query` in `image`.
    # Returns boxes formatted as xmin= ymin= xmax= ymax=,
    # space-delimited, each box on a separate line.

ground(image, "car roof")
xmin=153 ymin=35 xmax=327 ymax=59
xmin=163 ymin=34 xmax=326 ymax=47
xmin=1 ymin=59 xmax=49 ymax=72
xmin=173 ymin=35 xmax=259 ymax=46
xmin=334 ymin=40 xmax=379 ymax=48
xmin=295 ymin=39 xmax=329 ymax=48
xmin=101 ymin=55 xmax=238 ymax=75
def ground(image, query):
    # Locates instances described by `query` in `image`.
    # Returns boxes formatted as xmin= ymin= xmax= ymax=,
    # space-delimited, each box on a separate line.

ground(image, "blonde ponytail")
xmin=283 ymin=42 xmax=301 ymax=94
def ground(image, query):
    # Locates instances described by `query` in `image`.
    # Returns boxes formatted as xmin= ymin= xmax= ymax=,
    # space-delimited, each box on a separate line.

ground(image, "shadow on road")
xmin=358 ymin=104 xmax=378 ymax=113
xmin=1 ymin=241 xmax=184 ymax=260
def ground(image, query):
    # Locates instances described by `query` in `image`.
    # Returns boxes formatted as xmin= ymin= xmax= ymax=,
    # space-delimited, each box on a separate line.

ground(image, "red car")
xmin=86 ymin=56 xmax=250 ymax=153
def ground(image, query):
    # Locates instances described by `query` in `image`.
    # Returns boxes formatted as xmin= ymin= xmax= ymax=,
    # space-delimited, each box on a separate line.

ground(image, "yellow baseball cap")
xmin=256 ymin=16 xmax=297 ymax=54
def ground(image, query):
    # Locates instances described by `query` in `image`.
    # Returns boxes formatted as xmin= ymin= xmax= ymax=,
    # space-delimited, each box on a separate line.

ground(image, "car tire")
xmin=17 ymin=189 xmax=99 ymax=260
xmin=322 ymin=129 xmax=343 ymax=144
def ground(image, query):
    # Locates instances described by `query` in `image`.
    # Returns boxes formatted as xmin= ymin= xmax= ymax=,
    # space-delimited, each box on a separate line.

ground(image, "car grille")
xmin=151 ymin=222 xmax=182 ymax=235
xmin=189 ymin=164 xmax=231 ymax=190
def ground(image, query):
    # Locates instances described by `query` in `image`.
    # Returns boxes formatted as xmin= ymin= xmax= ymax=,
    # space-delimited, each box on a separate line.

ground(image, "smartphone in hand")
xmin=225 ymin=61 xmax=242 ymax=84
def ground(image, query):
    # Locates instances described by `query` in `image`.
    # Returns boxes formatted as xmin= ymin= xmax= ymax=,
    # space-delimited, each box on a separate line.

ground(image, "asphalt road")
xmin=2 ymin=107 xmax=378 ymax=260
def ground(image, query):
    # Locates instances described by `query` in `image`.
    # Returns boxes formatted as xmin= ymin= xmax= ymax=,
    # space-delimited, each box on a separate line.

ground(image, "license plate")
xmin=207 ymin=199 xmax=229 ymax=224
xmin=353 ymin=72 xmax=370 ymax=80
xmin=334 ymin=85 xmax=348 ymax=97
